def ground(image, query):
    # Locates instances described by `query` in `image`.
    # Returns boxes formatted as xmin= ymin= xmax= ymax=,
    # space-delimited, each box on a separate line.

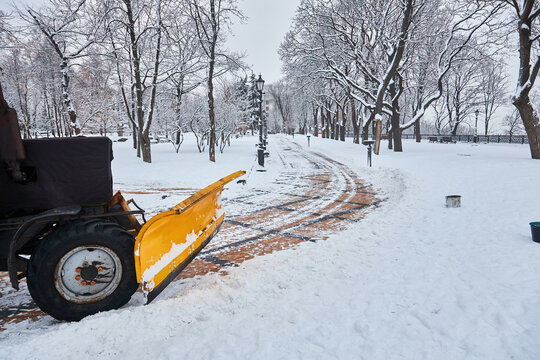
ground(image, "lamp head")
xmin=256 ymin=75 xmax=265 ymax=92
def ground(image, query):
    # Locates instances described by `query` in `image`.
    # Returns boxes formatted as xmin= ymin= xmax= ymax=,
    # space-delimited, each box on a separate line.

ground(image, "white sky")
xmin=227 ymin=0 xmax=300 ymax=83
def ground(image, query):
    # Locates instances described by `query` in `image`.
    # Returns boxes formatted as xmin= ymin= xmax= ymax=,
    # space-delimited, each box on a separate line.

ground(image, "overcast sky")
xmin=227 ymin=0 xmax=300 ymax=83
xmin=0 ymin=0 xmax=40 ymax=11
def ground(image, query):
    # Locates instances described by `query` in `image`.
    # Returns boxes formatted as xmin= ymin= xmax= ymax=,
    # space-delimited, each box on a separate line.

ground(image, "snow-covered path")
xmin=2 ymin=134 xmax=540 ymax=359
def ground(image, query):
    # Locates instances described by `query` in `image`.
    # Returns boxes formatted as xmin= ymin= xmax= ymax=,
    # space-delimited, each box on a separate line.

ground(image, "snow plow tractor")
xmin=0 ymin=87 xmax=244 ymax=321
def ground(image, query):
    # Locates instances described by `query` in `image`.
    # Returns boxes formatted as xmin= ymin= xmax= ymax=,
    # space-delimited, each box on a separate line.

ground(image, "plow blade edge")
xmin=134 ymin=170 xmax=245 ymax=304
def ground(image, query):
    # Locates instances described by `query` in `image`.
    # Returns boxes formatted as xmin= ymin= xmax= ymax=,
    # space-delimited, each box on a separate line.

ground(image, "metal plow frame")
xmin=134 ymin=171 xmax=245 ymax=304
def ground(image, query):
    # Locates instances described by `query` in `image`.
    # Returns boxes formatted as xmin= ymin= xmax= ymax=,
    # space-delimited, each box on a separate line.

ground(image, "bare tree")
xmin=443 ymin=57 xmax=483 ymax=135
xmin=268 ymin=80 xmax=294 ymax=133
xmin=162 ymin=4 xmax=206 ymax=153
xmin=187 ymin=96 xmax=209 ymax=153
xmin=478 ymin=57 xmax=507 ymax=135
xmin=504 ymin=109 xmax=525 ymax=139
xmin=104 ymin=0 xmax=164 ymax=163
xmin=214 ymin=79 xmax=239 ymax=153
xmin=189 ymin=0 xmax=243 ymax=162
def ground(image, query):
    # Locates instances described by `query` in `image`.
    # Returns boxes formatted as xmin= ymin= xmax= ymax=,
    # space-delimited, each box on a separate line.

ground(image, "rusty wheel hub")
xmin=54 ymin=246 xmax=123 ymax=304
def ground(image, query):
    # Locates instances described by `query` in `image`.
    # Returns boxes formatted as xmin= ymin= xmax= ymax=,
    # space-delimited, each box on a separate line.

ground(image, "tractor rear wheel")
xmin=27 ymin=220 xmax=139 ymax=321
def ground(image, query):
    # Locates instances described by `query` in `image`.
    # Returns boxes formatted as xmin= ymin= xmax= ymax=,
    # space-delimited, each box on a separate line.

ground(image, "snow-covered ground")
xmin=2 ymin=134 xmax=540 ymax=359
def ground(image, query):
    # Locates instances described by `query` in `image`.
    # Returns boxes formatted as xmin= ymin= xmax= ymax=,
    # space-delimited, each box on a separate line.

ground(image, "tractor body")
xmin=0 ymin=136 xmax=143 ymax=292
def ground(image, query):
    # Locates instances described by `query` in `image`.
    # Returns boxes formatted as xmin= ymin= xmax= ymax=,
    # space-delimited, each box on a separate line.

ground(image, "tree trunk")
xmin=334 ymin=112 xmax=338 ymax=140
xmin=414 ymin=119 xmax=421 ymax=142
xmin=60 ymin=59 xmax=80 ymax=135
xmin=320 ymin=111 xmax=325 ymax=138
xmin=351 ymin=101 xmax=359 ymax=144
xmin=321 ymin=109 xmax=326 ymax=138
xmin=514 ymin=97 xmax=540 ymax=158
xmin=390 ymin=78 xmax=403 ymax=152
xmin=392 ymin=121 xmax=402 ymax=152
xmin=142 ymin=2 xmax=162 ymax=164
xmin=451 ymin=122 xmax=459 ymax=136
xmin=175 ymin=85 xmax=184 ymax=146
xmin=326 ymin=111 xmax=331 ymax=139
xmin=126 ymin=0 xmax=148 ymax=161
xmin=330 ymin=111 xmax=335 ymax=139
xmin=137 ymin=130 xmax=141 ymax=158
xmin=140 ymin=131 xmax=151 ymax=163
xmin=340 ymin=103 xmax=346 ymax=141
xmin=313 ymin=106 xmax=319 ymax=136
xmin=206 ymin=0 xmax=218 ymax=163
xmin=208 ymin=59 xmax=216 ymax=162
xmin=131 ymin=122 xmax=137 ymax=149
xmin=362 ymin=120 xmax=370 ymax=141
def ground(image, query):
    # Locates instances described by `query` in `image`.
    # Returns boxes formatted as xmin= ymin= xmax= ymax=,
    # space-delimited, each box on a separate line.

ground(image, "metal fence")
xmin=400 ymin=134 xmax=529 ymax=144
xmin=341 ymin=131 xmax=529 ymax=144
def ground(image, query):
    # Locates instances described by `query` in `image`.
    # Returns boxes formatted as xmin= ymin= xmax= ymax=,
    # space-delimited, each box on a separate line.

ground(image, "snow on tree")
xmin=21 ymin=0 xmax=105 ymax=135
xmin=280 ymin=0 xmax=504 ymax=152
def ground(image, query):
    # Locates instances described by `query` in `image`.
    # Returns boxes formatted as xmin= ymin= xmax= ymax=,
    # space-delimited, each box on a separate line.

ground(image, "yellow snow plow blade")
xmin=134 ymin=170 xmax=245 ymax=304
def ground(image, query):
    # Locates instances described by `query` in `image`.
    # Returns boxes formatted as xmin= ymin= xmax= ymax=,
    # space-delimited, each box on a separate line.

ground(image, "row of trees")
xmin=0 ymin=0 xmax=254 ymax=163
xmin=277 ymin=0 xmax=540 ymax=159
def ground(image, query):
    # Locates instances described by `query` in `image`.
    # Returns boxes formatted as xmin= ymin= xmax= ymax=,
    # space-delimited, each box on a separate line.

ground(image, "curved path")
xmin=0 ymin=137 xmax=379 ymax=329
xmin=182 ymin=138 xmax=380 ymax=278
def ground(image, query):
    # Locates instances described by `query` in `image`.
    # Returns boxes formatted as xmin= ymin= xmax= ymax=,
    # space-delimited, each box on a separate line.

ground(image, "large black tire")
xmin=27 ymin=220 xmax=139 ymax=321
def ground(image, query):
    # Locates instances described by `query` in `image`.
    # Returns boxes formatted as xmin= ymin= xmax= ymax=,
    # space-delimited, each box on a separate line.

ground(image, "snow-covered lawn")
xmin=2 ymin=134 xmax=540 ymax=359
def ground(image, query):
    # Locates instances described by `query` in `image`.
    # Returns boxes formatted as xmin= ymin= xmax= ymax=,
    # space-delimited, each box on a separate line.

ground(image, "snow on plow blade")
xmin=134 ymin=171 xmax=245 ymax=304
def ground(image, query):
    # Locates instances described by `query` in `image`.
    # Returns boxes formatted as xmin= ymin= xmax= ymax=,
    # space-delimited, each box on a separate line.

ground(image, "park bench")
xmin=429 ymin=136 xmax=438 ymax=143
xmin=440 ymin=136 xmax=455 ymax=144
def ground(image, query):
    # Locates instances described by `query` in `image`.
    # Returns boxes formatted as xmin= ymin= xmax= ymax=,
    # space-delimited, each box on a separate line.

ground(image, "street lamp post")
xmin=256 ymin=75 xmax=265 ymax=166
xmin=474 ymin=109 xmax=479 ymax=143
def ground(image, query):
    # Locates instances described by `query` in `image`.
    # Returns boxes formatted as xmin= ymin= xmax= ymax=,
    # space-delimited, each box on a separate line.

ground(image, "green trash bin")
xmin=530 ymin=222 xmax=540 ymax=243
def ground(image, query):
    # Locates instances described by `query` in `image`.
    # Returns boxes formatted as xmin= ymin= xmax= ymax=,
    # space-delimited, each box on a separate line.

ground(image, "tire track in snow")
xmin=179 ymin=137 xmax=379 ymax=278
